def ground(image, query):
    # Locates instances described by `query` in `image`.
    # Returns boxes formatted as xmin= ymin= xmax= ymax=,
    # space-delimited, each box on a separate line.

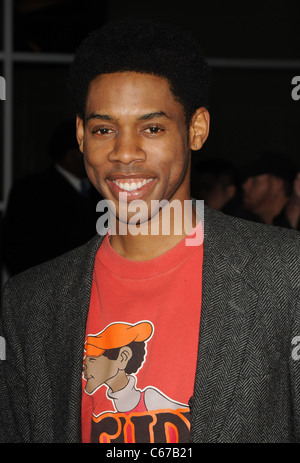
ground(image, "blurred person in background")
xmin=286 ymin=172 xmax=300 ymax=230
xmin=242 ymin=151 xmax=298 ymax=228
xmin=2 ymin=119 xmax=102 ymax=275
xmin=191 ymin=158 xmax=257 ymax=220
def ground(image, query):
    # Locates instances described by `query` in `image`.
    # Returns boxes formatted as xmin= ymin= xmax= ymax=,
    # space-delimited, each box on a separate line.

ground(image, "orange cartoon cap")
xmin=84 ymin=322 xmax=153 ymax=358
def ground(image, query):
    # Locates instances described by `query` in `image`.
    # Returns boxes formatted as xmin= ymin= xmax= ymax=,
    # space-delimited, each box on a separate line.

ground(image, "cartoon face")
xmin=83 ymin=321 xmax=153 ymax=394
xmin=83 ymin=346 xmax=133 ymax=394
xmin=84 ymin=355 xmax=117 ymax=394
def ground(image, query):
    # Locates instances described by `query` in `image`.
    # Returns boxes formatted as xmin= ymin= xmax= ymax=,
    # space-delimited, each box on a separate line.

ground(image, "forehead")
xmin=85 ymin=71 xmax=184 ymax=119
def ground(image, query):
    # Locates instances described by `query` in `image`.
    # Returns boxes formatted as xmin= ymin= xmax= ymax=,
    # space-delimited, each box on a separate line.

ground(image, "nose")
xmin=108 ymin=131 xmax=147 ymax=165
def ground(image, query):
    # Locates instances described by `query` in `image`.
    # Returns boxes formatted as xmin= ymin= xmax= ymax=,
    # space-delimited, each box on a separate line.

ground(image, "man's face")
xmin=242 ymin=174 xmax=271 ymax=212
xmin=76 ymin=72 xmax=192 ymax=223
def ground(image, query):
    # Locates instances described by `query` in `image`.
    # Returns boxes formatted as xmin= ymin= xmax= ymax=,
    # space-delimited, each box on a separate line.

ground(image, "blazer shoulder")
xmin=205 ymin=205 xmax=300 ymax=251
xmin=1 ymin=234 xmax=104 ymax=319
xmin=204 ymin=207 xmax=300 ymax=284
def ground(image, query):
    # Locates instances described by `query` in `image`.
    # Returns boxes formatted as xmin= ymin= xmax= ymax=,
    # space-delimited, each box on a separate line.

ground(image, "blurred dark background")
xmin=0 ymin=0 xmax=300 ymax=284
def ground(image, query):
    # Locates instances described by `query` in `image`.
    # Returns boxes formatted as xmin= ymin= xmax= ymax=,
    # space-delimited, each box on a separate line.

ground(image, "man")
xmin=1 ymin=18 xmax=300 ymax=444
xmin=242 ymin=151 xmax=298 ymax=228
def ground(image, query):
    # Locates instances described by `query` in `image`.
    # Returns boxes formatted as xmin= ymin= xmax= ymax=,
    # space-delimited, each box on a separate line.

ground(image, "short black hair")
xmin=102 ymin=341 xmax=146 ymax=375
xmin=68 ymin=18 xmax=210 ymax=125
xmin=243 ymin=151 xmax=297 ymax=196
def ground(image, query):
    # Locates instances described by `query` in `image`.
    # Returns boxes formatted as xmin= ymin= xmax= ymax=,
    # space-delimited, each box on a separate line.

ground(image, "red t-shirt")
xmin=81 ymin=226 xmax=203 ymax=443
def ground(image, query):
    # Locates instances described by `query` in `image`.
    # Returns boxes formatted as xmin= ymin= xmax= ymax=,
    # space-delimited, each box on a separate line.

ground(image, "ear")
xmin=117 ymin=346 xmax=133 ymax=370
xmin=76 ymin=115 xmax=84 ymax=154
xmin=189 ymin=107 xmax=210 ymax=151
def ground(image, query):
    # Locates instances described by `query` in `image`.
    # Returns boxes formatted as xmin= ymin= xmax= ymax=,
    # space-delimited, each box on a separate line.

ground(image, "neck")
xmin=109 ymin=200 xmax=198 ymax=261
xmin=106 ymin=370 xmax=129 ymax=393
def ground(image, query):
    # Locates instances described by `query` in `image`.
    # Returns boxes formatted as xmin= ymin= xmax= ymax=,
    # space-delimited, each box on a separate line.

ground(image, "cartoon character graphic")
xmin=83 ymin=321 xmax=191 ymax=443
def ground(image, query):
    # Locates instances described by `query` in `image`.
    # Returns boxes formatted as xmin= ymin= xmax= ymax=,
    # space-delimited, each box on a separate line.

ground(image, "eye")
xmin=144 ymin=125 xmax=165 ymax=134
xmin=92 ymin=127 xmax=114 ymax=135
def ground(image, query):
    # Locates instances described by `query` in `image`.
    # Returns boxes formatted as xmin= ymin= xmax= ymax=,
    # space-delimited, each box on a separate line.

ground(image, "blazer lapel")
xmin=43 ymin=234 xmax=104 ymax=442
xmin=190 ymin=208 xmax=258 ymax=442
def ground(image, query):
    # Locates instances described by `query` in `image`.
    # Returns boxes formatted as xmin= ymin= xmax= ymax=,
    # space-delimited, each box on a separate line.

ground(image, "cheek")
xmin=82 ymin=144 xmax=107 ymax=185
xmin=83 ymin=153 xmax=101 ymax=174
xmin=156 ymin=140 xmax=189 ymax=172
xmin=166 ymin=147 xmax=190 ymax=185
xmin=255 ymin=183 xmax=268 ymax=198
xmin=82 ymin=133 xmax=107 ymax=164
xmin=82 ymin=160 xmax=107 ymax=198
xmin=82 ymin=142 xmax=103 ymax=169
xmin=82 ymin=157 xmax=98 ymax=181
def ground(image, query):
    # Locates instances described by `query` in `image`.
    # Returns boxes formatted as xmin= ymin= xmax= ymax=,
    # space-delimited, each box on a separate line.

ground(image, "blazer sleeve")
xmin=0 ymin=281 xmax=29 ymax=443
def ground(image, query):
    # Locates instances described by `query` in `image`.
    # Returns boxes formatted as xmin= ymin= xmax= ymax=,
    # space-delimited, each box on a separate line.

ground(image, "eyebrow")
xmin=85 ymin=113 xmax=113 ymax=122
xmin=85 ymin=111 xmax=170 ymax=123
xmin=137 ymin=111 xmax=170 ymax=120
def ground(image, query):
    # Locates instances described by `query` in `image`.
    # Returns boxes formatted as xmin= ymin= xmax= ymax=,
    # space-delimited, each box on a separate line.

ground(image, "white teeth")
xmin=113 ymin=178 xmax=153 ymax=192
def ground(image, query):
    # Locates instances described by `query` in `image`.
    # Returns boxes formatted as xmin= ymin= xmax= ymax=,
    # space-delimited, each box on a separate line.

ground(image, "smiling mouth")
xmin=107 ymin=175 xmax=157 ymax=202
xmin=112 ymin=178 xmax=154 ymax=192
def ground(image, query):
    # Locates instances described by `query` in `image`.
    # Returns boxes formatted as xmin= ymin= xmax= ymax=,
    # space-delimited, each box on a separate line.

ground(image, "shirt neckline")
xmin=96 ymin=222 xmax=203 ymax=280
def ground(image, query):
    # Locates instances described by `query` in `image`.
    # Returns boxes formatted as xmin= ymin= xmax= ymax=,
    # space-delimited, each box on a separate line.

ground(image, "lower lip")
xmin=107 ymin=179 xmax=157 ymax=201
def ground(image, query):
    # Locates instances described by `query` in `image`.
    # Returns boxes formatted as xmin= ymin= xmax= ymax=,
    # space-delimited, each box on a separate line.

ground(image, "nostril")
xmin=108 ymin=146 xmax=146 ymax=164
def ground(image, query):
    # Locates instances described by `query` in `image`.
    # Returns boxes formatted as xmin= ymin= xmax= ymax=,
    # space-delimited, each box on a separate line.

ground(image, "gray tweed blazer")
xmin=1 ymin=206 xmax=300 ymax=443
